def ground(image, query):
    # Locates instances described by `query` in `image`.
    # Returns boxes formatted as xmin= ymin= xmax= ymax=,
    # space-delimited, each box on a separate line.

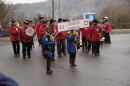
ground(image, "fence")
xmin=111 ymin=23 xmax=130 ymax=29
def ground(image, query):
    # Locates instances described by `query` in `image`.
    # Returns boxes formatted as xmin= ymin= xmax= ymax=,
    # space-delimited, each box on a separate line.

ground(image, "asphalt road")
xmin=0 ymin=34 xmax=130 ymax=86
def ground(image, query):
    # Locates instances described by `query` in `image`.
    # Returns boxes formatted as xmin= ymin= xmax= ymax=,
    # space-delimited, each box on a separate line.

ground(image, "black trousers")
xmin=52 ymin=44 xmax=55 ymax=59
xmin=37 ymin=35 xmax=41 ymax=45
xmin=22 ymin=42 xmax=31 ymax=57
xmin=47 ymin=58 xmax=51 ymax=71
xmin=12 ymin=41 xmax=20 ymax=54
xmin=30 ymin=36 xmax=34 ymax=49
xmin=105 ymin=33 xmax=111 ymax=43
xmin=92 ymin=42 xmax=100 ymax=54
xmin=85 ymin=40 xmax=91 ymax=51
xmin=82 ymin=38 xmax=86 ymax=51
xmin=57 ymin=39 xmax=66 ymax=55
xmin=70 ymin=54 xmax=76 ymax=60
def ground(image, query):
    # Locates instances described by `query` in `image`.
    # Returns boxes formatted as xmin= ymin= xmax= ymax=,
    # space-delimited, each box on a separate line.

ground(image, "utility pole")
xmin=52 ymin=0 xmax=54 ymax=19
xmin=59 ymin=0 xmax=61 ymax=18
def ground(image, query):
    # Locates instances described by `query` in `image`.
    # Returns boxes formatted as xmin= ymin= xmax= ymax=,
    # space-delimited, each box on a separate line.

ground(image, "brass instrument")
xmin=79 ymin=31 xmax=83 ymax=47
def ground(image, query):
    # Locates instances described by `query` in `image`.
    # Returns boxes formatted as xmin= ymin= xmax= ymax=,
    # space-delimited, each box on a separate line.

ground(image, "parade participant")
xmin=20 ymin=20 xmax=32 ymax=59
xmin=42 ymin=27 xmax=55 ymax=74
xmin=66 ymin=29 xmax=80 ymax=67
xmin=35 ymin=16 xmax=44 ymax=46
xmin=78 ymin=27 xmax=86 ymax=52
xmin=54 ymin=18 xmax=66 ymax=57
xmin=9 ymin=19 xmax=20 ymax=57
xmin=39 ymin=20 xmax=47 ymax=46
xmin=0 ymin=22 xmax=3 ymax=38
xmin=89 ymin=19 xmax=102 ymax=56
xmin=85 ymin=22 xmax=92 ymax=53
xmin=46 ymin=19 xmax=55 ymax=61
xmin=103 ymin=17 xmax=112 ymax=44
xmin=0 ymin=73 xmax=19 ymax=86
xmin=29 ymin=20 xmax=36 ymax=49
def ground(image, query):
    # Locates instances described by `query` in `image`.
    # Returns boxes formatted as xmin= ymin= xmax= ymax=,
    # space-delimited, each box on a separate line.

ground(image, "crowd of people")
xmin=8 ymin=16 xmax=112 ymax=74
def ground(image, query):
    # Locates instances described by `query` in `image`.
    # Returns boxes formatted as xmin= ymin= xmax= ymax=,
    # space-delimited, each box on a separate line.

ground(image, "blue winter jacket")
xmin=0 ymin=73 xmax=19 ymax=86
xmin=66 ymin=32 xmax=80 ymax=54
xmin=42 ymin=34 xmax=54 ymax=58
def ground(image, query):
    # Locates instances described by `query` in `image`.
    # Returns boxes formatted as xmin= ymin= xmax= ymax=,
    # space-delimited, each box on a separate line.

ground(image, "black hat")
xmin=58 ymin=18 xmax=62 ymax=22
xmin=23 ymin=20 xmax=29 ymax=24
xmin=50 ymin=19 xmax=55 ymax=24
xmin=11 ymin=19 xmax=16 ymax=23
xmin=39 ymin=16 xmax=44 ymax=19
xmin=26 ymin=19 xmax=29 ymax=21
xmin=29 ymin=20 xmax=32 ymax=22
xmin=92 ymin=19 xmax=99 ymax=23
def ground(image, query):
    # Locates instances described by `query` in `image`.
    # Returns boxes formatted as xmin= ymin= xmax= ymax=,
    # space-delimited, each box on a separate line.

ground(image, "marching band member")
xmin=78 ymin=27 xmax=86 ymax=52
xmin=29 ymin=20 xmax=36 ymax=49
xmin=35 ymin=16 xmax=44 ymax=46
xmin=42 ymin=27 xmax=55 ymax=74
xmin=20 ymin=20 xmax=32 ymax=59
xmin=89 ymin=19 xmax=102 ymax=56
xmin=9 ymin=19 xmax=20 ymax=57
xmin=66 ymin=29 xmax=80 ymax=67
xmin=54 ymin=18 xmax=66 ymax=57
xmin=46 ymin=19 xmax=55 ymax=61
xmin=39 ymin=20 xmax=47 ymax=47
xmin=85 ymin=22 xmax=92 ymax=53
xmin=103 ymin=17 xmax=112 ymax=44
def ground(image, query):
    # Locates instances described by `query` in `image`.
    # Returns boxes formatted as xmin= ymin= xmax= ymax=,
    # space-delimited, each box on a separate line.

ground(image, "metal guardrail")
xmin=111 ymin=23 xmax=130 ymax=29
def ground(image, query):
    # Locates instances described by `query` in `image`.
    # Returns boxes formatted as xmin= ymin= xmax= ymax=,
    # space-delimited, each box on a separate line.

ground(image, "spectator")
xmin=0 ymin=22 xmax=3 ymax=38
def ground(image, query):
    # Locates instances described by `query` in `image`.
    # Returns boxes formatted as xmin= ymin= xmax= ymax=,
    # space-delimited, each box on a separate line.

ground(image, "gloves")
xmin=16 ymin=28 xmax=18 ymax=31
xmin=74 ymin=40 xmax=78 ymax=43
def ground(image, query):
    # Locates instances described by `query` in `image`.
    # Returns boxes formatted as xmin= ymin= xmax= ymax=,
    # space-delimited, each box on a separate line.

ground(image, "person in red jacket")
xmin=89 ymin=19 xmax=102 ymax=56
xmin=9 ymin=19 xmax=20 ymax=57
xmin=35 ymin=16 xmax=44 ymax=46
xmin=103 ymin=17 xmax=112 ymax=44
xmin=85 ymin=22 xmax=93 ymax=53
xmin=54 ymin=18 xmax=66 ymax=57
xmin=39 ymin=20 xmax=47 ymax=45
xmin=29 ymin=20 xmax=36 ymax=49
xmin=78 ymin=27 xmax=86 ymax=52
xmin=20 ymin=20 xmax=32 ymax=59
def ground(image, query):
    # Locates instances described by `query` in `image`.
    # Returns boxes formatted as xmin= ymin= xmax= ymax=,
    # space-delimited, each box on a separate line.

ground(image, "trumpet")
xmin=79 ymin=31 xmax=83 ymax=47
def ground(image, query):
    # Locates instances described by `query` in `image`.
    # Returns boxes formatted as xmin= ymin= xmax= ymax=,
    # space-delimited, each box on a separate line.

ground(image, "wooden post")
xmin=52 ymin=0 xmax=54 ymax=19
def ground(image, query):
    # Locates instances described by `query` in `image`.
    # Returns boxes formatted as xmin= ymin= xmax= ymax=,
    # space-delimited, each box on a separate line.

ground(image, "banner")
xmin=58 ymin=19 xmax=89 ymax=32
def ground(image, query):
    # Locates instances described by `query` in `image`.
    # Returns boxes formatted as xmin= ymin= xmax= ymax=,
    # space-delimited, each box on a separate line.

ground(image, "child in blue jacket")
xmin=42 ymin=27 xmax=55 ymax=74
xmin=66 ymin=30 xmax=80 ymax=67
xmin=0 ymin=73 xmax=19 ymax=86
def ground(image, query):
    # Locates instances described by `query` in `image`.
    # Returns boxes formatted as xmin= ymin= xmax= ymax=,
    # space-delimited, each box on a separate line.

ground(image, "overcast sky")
xmin=5 ymin=0 xmax=46 ymax=4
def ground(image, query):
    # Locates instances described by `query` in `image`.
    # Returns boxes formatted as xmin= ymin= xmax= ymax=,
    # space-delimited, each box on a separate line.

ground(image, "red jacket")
xmin=89 ymin=25 xmax=102 ymax=42
xmin=53 ymin=24 xmax=66 ymax=40
xmin=85 ymin=27 xmax=91 ymax=40
xmin=20 ymin=27 xmax=32 ymax=43
xmin=29 ymin=24 xmax=35 ymax=29
xmin=104 ymin=22 xmax=112 ymax=33
xmin=78 ymin=28 xmax=86 ymax=38
xmin=35 ymin=22 xmax=43 ymax=37
xmin=39 ymin=25 xmax=46 ymax=38
xmin=9 ymin=25 xmax=20 ymax=41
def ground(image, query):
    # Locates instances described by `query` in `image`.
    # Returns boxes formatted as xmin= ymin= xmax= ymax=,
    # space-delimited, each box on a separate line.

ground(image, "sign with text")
xmin=58 ymin=19 xmax=89 ymax=32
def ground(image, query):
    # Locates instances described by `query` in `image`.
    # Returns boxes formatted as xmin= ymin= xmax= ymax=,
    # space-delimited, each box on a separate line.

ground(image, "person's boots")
xmin=47 ymin=59 xmax=53 ymax=74
xmin=72 ymin=59 xmax=77 ymax=66
xmin=70 ymin=59 xmax=73 ymax=67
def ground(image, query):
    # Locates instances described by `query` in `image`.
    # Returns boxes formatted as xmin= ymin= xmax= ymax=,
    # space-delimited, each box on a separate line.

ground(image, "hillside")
xmin=16 ymin=0 xmax=124 ymax=19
